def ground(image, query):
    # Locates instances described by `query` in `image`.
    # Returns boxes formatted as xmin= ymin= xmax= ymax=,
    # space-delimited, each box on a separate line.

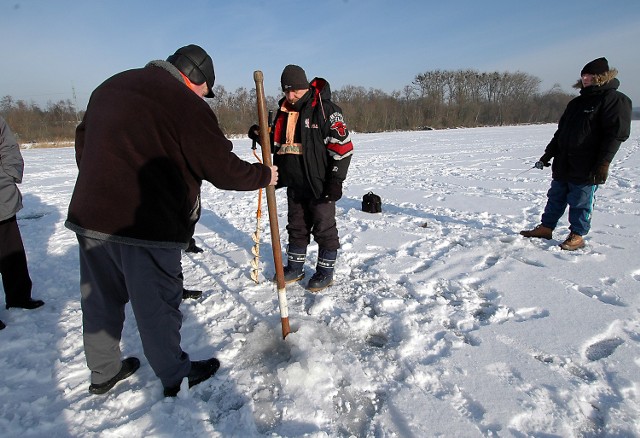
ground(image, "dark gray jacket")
xmin=0 ymin=116 xmax=24 ymax=221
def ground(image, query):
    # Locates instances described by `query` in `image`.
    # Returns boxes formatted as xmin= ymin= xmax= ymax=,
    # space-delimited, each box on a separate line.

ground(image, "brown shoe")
xmin=560 ymin=232 xmax=585 ymax=251
xmin=520 ymin=225 xmax=553 ymax=240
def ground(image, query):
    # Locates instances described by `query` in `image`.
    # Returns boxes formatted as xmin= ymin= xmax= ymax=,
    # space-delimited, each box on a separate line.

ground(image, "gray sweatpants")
xmin=77 ymin=235 xmax=190 ymax=388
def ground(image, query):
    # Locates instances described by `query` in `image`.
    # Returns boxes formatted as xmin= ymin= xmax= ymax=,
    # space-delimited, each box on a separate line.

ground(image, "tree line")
xmin=1 ymin=95 xmax=80 ymax=143
xmin=2 ymin=69 xmax=577 ymax=143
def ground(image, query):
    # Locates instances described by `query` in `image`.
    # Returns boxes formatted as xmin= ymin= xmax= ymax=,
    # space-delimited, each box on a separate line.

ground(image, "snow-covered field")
xmin=2 ymin=123 xmax=639 ymax=437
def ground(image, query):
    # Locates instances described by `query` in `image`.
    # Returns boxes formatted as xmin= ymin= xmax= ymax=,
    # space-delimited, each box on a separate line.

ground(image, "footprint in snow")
xmin=555 ymin=277 xmax=625 ymax=307
xmin=576 ymin=285 xmax=625 ymax=307
xmin=600 ymin=277 xmax=616 ymax=286
xmin=498 ymin=235 xmax=518 ymax=244
xmin=18 ymin=212 xmax=51 ymax=220
xmin=534 ymin=353 xmax=597 ymax=383
xmin=513 ymin=255 xmax=545 ymax=268
xmin=512 ymin=307 xmax=549 ymax=322
xmin=585 ymin=337 xmax=624 ymax=362
xmin=473 ymin=254 xmax=500 ymax=271
xmin=366 ymin=333 xmax=388 ymax=348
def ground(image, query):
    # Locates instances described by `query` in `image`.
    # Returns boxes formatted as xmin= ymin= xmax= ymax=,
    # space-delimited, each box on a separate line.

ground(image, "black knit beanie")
xmin=167 ymin=44 xmax=216 ymax=98
xmin=281 ymin=65 xmax=309 ymax=91
xmin=581 ymin=57 xmax=609 ymax=76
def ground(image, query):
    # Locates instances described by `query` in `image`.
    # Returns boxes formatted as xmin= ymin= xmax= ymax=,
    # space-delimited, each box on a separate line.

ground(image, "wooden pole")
xmin=253 ymin=70 xmax=290 ymax=339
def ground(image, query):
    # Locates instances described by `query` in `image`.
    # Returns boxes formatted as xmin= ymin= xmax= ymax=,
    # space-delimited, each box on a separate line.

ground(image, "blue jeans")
xmin=541 ymin=180 xmax=597 ymax=236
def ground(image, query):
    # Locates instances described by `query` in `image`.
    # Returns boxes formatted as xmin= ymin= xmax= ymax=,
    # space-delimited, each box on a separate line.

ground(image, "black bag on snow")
xmin=362 ymin=192 xmax=382 ymax=213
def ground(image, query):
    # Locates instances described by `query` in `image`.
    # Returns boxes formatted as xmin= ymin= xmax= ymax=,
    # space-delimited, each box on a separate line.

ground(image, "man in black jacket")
xmin=520 ymin=57 xmax=632 ymax=250
xmin=249 ymin=65 xmax=353 ymax=291
xmin=66 ymin=45 xmax=277 ymax=396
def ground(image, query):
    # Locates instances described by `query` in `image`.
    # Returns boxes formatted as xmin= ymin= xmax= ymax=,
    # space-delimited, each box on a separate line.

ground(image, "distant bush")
xmin=1 ymin=96 xmax=81 ymax=143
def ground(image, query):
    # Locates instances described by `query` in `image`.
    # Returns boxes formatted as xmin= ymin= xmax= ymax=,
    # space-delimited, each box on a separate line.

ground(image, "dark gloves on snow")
xmin=322 ymin=181 xmax=343 ymax=202
xmin=248 ymin=124 xmax=260 ymax=144
xmin=592 ymin=162 xmax=610 ymax=185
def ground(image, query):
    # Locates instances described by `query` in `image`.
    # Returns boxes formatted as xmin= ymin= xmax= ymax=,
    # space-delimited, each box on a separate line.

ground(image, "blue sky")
xmin=1 ymin=0 xmax=639 ymax=111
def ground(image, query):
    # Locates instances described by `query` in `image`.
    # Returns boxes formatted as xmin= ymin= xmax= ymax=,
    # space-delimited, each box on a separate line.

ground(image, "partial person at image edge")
xmin=0 ymin=116 xmax=45 ymax=331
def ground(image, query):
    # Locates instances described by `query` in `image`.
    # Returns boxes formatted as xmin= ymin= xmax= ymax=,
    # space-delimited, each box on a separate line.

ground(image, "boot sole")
xmin=273 ymin=274 xmax=305 ymax=285
xmin=519 ymin=232 xmax=552 ymax=240
xmin=560 ymin=243 xmax=585 ymax=251
xmin=285 ymin=275 xmax=305 ymax=284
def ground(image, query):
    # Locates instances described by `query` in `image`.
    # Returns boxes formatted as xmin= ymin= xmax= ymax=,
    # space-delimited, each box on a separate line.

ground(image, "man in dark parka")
xmin=520 ymin=57 xmax=632 ymax=250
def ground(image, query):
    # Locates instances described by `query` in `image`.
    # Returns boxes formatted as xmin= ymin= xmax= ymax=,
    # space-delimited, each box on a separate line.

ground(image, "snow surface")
xmin=2 ymin=123 xmax=640 ymax=437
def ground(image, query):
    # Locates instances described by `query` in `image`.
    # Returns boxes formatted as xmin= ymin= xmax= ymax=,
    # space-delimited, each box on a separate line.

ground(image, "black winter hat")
xmin=581 ymin=57 xmax=609 ymax=76
xmin=167 ymin=44 xmax=216 ymax=98
xmin=281 ymin=65 xmax=309 ymax=91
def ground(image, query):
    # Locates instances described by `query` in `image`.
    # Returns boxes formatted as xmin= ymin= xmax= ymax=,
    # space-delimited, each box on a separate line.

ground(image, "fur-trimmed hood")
xmin=573 ymin=68 xmax=619 ymax=89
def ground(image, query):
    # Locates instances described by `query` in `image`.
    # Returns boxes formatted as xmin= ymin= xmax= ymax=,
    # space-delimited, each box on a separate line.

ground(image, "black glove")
xmin=534 ymin=161 xmax=550 ymax=170
xmin=322 ymin=181 xmax=342 ymax=202
xmin=592 ymin=162 xmax=610 ymax=184
xmin=248 ymin=124 xmax=260 ymax=144
xmin=535 ymin=154 xmax=552 ymax=169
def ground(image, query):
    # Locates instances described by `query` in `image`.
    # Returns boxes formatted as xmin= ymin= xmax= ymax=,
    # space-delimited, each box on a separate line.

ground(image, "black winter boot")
xmin=276 ymin=245 xmax=307 ymax=284
xmin=307 ymin=249 xmax=337 ymax=292
xmin=88 ymin=357 xmax=141 ymax=395
xmin=5 ymin=298 xmax=45 ymax=310
xmin=163 ymin=357 xmax=221 ymax=397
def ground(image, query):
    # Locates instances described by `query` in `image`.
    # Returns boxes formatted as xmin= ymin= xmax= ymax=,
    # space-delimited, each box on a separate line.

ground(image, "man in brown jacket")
xmin=65 ymin=45 xmax=277 ymax=397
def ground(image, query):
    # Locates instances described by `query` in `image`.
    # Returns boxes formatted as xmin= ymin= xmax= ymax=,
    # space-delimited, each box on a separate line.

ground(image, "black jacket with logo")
xmin=272 ymin=77 xmax=353 ymax=199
